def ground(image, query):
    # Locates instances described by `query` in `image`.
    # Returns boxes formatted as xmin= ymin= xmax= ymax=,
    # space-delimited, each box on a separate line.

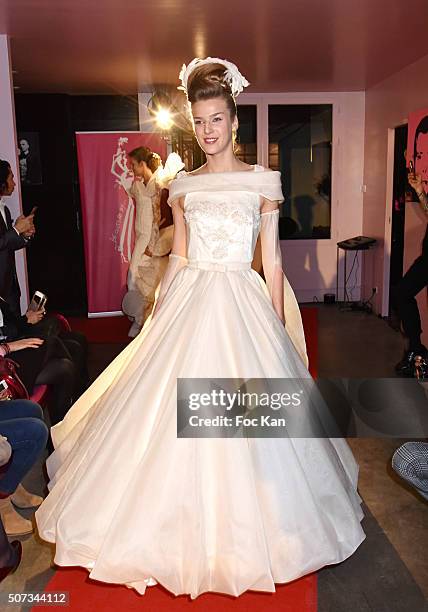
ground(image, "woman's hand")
xmin=8 ymin=338 xmax=44 ymax=352
xmin=408 ymin=171 xmax=424 ymax=194
xmin=14 ymin=214 xmax=35 ymax=235
xmin=25 ymin=309 xmax=45 ymax=324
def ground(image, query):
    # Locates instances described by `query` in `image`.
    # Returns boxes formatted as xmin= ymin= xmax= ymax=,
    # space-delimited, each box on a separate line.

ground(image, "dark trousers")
xmin=60 ymin=332 xmax=89 ymax=398
xmin=0 ymin=400 xmax=48 ymax=495
xmin=0 ymin=517 xmax=17 ymax=568
xmin=12 ymin=336 xmax=76 ymax=427
xmin=4 ymin=286 xmax=21 ymax=319
xmin=25 ymin=321 xmax=89 ymax=401
xmin=34 ymin=359 xmax=75 ymax=426
xmin=393 ymin=254 xmax=428 ymax=350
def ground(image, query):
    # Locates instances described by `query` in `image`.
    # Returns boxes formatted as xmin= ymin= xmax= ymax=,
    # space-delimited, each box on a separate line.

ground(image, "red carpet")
xmin=67 ymin=306 xmax=319 ymax=374
xmin=67 ymin=315 xmax=131 ymax=344
xmin=301 ymin=306 xmax=318 ymax=378
xmin=36 ymin=307 xmax=319 ymax=611
xmin=34 ymin=568 xmax=317 ymax=611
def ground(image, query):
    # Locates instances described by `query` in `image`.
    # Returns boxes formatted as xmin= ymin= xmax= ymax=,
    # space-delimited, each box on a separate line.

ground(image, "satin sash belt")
xmin=187 ymin=260 xmax=252 ymax=272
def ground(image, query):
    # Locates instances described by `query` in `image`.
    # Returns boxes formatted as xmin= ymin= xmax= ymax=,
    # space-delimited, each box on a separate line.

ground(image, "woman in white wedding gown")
xmin=35 ymin=57 xmax=365 ymax=599
xmin=121 ymin=147 xmax=183 ymax=336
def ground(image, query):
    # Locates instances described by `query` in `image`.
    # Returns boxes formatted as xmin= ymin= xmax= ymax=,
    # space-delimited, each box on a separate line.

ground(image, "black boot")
xmin=395 ymin=347 xmax=427 ymax=376
xmin=413 ymin=355 xmax=428 ymax=381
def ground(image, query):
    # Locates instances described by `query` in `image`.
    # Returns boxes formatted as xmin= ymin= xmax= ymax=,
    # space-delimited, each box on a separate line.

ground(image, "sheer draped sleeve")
xmin=152 ymin=196 xmax=188 ymax=317
xmin=260 ymin=208 xmax=284 ymax=323
xmin=258 ymin=177 xmax=308 ymax=369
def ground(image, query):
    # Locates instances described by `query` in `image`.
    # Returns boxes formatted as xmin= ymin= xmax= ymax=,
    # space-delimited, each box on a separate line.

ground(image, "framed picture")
xmin=17 ymin=132 xmax=43 ymax=185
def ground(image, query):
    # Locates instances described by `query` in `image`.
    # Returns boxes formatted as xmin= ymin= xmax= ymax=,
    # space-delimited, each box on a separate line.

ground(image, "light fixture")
xmin=154 ymin=107 xmax=173 ymax=130
xmin=147 ymin=90 xmax=193 ymax=134
xmin=146 ymin=88 xmax=201 ymax=168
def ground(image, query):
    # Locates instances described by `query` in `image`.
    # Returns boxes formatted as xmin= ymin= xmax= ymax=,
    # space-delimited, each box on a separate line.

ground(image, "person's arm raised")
xmin=408 ymin=172 xmax=428 ymax=216
xmin=0 ymin=211 xmax=33 ymax=251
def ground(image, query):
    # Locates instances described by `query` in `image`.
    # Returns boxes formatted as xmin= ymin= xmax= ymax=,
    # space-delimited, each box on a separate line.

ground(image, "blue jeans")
xmin=0 ymin=400 xmax=48 ymax=495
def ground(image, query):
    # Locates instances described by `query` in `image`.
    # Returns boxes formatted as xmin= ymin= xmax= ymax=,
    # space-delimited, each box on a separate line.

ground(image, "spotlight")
xmin=147 ymin=89 xmax=193 ymax=134
xmin=155 ymin=107 xmax=173 ymax=130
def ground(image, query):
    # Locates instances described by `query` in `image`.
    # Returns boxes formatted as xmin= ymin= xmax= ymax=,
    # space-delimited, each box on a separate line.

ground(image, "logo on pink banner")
xmin=76 ymin=132 xmax=167 ymax=315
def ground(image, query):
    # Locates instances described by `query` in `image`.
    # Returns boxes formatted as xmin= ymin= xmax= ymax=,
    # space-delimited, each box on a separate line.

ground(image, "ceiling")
xmin=2 ymin=0 xmax=428 ymax=95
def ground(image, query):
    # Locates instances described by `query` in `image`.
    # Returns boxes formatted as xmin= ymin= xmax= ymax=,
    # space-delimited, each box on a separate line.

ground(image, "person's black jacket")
xmin=0 ymin=297 xmax=29 ymax=340
xmin=0 ymin=205 xmax=27 ymax=317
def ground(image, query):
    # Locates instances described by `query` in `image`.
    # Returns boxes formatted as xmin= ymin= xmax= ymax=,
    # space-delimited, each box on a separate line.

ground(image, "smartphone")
xmin=28 ymin=290 xmax=47 ymax=312
xmin=409 ymin=160 xmax=414 ymax=173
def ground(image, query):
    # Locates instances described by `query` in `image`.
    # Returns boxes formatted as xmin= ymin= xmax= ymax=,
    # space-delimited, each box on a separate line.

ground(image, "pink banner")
xmin=76 ymin=132 xmax=167 ymax=315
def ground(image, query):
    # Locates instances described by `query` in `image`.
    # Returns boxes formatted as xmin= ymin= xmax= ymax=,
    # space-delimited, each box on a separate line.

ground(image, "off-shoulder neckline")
xmin=180 ymin=165 xmax=279 ymax=178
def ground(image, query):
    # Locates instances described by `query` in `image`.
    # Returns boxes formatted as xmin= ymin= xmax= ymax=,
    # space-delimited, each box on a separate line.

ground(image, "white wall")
xmin=240 ymin=92 xmax=366 ymax=303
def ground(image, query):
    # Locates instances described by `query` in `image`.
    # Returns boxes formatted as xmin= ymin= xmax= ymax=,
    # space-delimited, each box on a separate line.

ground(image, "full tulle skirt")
xmin=35 ymin=266 xmax=365 ymax=599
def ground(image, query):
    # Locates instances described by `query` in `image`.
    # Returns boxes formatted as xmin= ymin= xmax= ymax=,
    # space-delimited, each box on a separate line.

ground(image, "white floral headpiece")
xmin=178 ymin=57 xmax=250 ymax=100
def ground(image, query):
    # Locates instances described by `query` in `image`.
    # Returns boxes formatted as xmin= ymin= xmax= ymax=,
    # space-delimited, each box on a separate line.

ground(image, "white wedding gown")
xmin=35 ymin=165 xmax=365 ymax=599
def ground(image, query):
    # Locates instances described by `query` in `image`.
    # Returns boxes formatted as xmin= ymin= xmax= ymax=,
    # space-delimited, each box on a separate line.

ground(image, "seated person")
xmin=0 ymin=295 xmax=89 ymax=401
xmin=0 ymin=335 xmax=75 ymax=432
xmin=0 ymin=397 xmax=48 ymax=537
xmin=0 ymin=435 xmax=22 ymax=581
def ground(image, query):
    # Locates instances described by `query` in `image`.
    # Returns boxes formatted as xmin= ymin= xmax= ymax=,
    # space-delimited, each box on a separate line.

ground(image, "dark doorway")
xmin=389 ymin=124 xmax=408 ymax=318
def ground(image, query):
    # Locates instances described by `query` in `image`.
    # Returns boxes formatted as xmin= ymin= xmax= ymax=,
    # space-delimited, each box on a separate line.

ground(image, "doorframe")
xmin=382 ymin=121 xmax=407 ymax=316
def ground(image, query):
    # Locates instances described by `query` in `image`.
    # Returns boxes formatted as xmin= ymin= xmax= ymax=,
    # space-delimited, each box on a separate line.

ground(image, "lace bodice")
xmin=167 ymin=165 xmax=283 ymax=263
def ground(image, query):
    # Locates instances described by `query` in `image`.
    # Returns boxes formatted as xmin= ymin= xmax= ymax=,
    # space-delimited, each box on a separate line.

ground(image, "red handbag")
xmin=0 ymin=357 xmax=29 ymax=400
